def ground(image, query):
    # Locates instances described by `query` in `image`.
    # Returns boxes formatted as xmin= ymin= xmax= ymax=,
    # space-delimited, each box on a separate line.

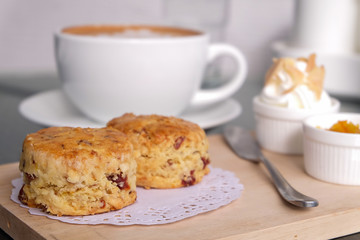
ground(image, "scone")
xmin=107 ymin=113 xmax=210 ymax=189
xmin=18 ymin=127 xmax=136 ymax=216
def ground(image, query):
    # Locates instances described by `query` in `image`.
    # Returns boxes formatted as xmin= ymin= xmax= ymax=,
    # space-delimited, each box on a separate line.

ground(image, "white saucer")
xmin=19 ymin=89 xmax=241 ymax=129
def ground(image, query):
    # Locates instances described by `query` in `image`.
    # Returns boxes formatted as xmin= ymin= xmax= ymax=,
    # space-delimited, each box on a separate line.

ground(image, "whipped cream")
xmin=260 ymin=54 xmax=332 ymax=110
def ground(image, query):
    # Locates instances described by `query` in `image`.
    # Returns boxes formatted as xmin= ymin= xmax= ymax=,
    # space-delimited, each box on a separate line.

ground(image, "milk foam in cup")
xmin=253 ymin=54 xmax=340 ymax=154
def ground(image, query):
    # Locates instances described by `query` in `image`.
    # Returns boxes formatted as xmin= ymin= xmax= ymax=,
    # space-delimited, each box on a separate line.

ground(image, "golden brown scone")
xmin=107 ymin=113 xmax=210 ymax=189
xmin=18 ymin=127 xmax=136 ymax=216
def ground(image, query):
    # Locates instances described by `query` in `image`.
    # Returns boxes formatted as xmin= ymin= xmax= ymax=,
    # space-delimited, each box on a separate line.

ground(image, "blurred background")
xmin=2 ymin=0 xmax=360 ymax=161
xmin=0 ymin=0 xmax=294 ymax=85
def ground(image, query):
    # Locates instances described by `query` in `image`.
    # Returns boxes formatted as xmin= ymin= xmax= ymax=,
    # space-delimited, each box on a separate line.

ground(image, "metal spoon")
xmin=224 ymin=125 xmax=319 ymax=208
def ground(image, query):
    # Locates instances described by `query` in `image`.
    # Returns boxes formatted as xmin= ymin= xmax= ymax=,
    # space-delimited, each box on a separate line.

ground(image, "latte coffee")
xmin=62 ymin=25 xmax=201 ymax=39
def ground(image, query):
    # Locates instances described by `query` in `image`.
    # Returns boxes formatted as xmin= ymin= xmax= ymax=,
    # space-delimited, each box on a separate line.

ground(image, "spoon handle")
xmin=259 ymin=154 xmax=319 ymax=208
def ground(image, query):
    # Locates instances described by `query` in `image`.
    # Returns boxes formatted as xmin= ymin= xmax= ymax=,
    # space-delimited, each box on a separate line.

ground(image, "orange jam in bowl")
xmin=328 ymin=120 xmax=360 ymax=134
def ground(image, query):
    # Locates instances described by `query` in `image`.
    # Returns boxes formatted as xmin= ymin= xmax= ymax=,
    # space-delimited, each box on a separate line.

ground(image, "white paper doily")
xmin=11 ymin=167 xmax=243 ymax=225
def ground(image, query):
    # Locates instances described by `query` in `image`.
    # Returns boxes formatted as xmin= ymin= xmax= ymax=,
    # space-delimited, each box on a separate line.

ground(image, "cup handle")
xmin=190 ymin=44 xmax=248 ymax=107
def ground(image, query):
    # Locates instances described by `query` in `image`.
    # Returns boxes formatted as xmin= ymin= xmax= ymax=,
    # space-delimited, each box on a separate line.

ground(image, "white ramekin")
xmin=253 ymin=96 xmax=340 ymax=155
xmin=303 ymin=113 xmax=360 ymax=185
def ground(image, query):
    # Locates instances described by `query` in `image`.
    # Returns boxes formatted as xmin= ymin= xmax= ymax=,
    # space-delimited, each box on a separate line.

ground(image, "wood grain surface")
xmin=1 ymin=135 xmax=360 ymax=240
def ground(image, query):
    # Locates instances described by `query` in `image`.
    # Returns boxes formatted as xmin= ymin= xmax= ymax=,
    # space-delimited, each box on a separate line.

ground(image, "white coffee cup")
xmin=54 ymin=24 xmax=247 ymax=123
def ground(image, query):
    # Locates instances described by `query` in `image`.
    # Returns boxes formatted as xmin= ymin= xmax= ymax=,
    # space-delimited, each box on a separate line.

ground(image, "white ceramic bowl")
xmin=303 ymin=113 xmax=360 ymax=185
xmin=253 ymin=96 xmax=340 ymax=154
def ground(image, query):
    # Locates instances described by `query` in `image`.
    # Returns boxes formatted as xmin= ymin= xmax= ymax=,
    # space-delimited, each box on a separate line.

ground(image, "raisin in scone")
xmin=18 ymin=127 xmax=136 ymax=216
xmin=107 ymin=113 xmax=210 ymax=189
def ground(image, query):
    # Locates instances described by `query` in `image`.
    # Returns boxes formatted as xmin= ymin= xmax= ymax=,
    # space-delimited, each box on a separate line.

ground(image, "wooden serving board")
xmin=1 ymin=135 xmax=360 ymax=240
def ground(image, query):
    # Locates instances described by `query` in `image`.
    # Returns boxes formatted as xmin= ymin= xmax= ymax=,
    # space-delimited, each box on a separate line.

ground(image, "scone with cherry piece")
xmin=107 ymin=113 xmax=210 ymax=189
xmin=18 ymin=127 xmax=136 ymax=216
